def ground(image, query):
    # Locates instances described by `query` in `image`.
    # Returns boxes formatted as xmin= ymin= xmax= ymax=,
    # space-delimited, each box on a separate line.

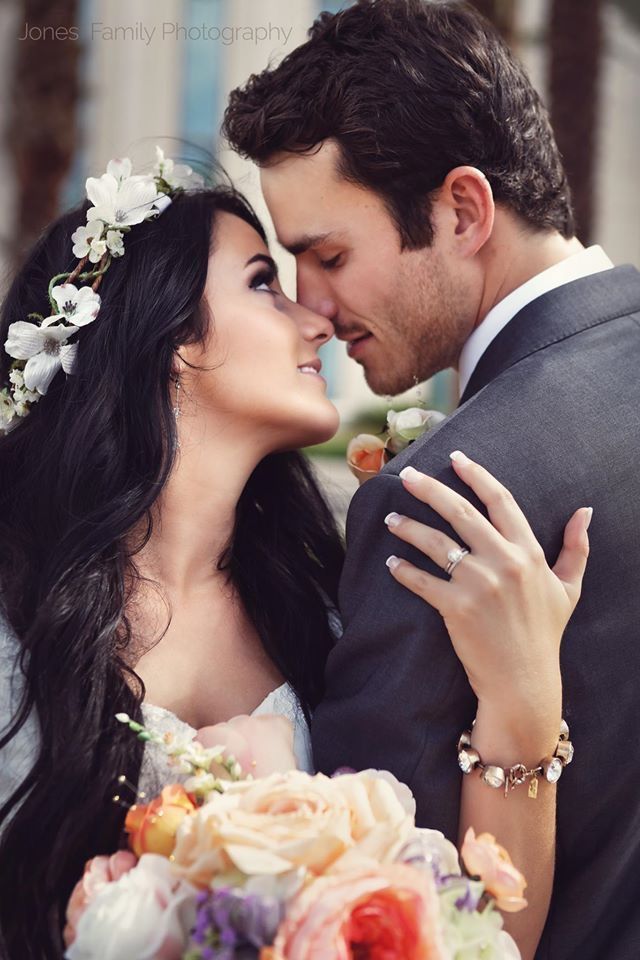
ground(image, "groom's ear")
xmin=440 ymin=166 xmax=495 ymax=257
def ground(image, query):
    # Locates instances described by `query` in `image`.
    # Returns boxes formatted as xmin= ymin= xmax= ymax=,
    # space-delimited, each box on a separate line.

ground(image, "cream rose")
xmin=171 ymin=770 xmax=415 ymax=889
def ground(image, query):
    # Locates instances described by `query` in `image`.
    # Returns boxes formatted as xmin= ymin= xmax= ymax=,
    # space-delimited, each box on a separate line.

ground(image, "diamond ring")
xmin=445 ymin=547 xmax=470 ymax=576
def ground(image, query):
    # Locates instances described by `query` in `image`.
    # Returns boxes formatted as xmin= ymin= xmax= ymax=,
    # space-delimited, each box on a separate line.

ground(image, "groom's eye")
xmin=318 ymin=253 xmax=342 ymax=271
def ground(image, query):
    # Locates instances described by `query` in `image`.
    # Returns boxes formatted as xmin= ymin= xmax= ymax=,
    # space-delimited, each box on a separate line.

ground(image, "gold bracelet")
xmin=457 ymin=719 xmax=574 ymax=799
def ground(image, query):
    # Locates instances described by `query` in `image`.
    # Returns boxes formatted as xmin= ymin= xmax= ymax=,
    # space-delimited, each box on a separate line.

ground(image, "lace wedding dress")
xmin=139 ymin=684 xmax=314 ymax=797
xmin=0 ymin=618 xmax=314 ymax=815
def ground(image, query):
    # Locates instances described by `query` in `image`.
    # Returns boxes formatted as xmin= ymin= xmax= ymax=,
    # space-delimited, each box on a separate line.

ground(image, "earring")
xmin=172 ymin=374 xmax=181 ymax=449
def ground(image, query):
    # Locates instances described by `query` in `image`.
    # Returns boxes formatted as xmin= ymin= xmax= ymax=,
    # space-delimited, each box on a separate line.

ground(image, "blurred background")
xmin=0 ymin=0 xmax=638 ymax=521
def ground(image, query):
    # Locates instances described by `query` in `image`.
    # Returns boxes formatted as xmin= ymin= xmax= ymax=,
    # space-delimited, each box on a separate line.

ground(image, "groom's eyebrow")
xmin=281 ymin=232 xmax=338 ymax=256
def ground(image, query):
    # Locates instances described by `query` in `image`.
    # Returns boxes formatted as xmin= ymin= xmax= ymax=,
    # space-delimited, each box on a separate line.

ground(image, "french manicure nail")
xmin=450 ymin=450 xmax=470 ymax=465
xmin=386 ymin=555 xmax=401 ymax=571
xmin=399 ymin=466 xmax=421 ymax=483
xmin=384 ymin=512 xmax=403 ymax=527
xmin=584 ymin=507 xmax=594 ymax=531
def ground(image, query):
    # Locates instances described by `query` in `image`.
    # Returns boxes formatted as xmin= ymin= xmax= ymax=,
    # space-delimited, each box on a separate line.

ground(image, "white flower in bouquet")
xmin=4 ymin=320 xmax=78 ymax=395
xmin=66 ymin=853 xmax=197 ymax=960
xmin=71 ymin=220 xmax=107 ymax=263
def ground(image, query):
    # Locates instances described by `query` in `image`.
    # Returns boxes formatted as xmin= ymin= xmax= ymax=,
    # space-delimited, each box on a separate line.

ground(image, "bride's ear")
xmin=441 ymin=165 xmax=495 ymax=258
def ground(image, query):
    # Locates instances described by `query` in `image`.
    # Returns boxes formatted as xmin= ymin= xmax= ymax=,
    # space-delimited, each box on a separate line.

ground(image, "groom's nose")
xmin=296 ymin=269 xmax=339 ymax=329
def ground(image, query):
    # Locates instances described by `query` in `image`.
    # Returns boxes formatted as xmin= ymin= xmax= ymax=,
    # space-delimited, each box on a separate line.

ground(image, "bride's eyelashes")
xmin=250 ymin=267 xmax=279 ymax=295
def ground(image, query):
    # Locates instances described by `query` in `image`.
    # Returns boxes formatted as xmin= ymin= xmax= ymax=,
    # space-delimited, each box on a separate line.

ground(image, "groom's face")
xmin=260 ymin=141 xmax=475 ymax=396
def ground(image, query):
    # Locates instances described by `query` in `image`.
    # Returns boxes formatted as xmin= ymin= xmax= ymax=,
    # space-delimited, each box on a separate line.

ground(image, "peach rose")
xmin=346 ymin=434 xmax=389 ymax=483
xmin=63 ymin=850 xmax=137 ymax=947
xmin=171 ymin=770 xmax=414 ymax=889
xmin=125 ymin=784 xmax=197 ymax=858
xmin=461 ymin=828 xmax=528 ymax=913
xmin=262 ymin=862 xmax=448 ymax=960
xmin=197 ymin=714 xmax=298 ymax=779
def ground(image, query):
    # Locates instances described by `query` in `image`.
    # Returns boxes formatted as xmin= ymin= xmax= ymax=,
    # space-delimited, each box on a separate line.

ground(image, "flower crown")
xmin=0 ymin=147 xmax=203 ymax=433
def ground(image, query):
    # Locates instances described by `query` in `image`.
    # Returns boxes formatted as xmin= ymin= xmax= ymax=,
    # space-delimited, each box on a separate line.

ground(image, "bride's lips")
xmin=297 ymin=358 xmax=326 ymax=384
xmin=347 ymin=333 xmax=373 ymax=360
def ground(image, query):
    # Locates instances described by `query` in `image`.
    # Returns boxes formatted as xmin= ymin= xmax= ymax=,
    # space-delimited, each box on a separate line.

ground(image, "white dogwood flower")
xmin=50 ymin=283 xmax=101 ymax=327
xmin=154 ymin=146 xmax=204 ymax=191
xmin=71 ymin=220 xmax=107 ymax=263
xmin=86 ymin=169 xmax=162 ymax=229
xmin=4 ymin=321 xmax=79 ymax=395
xmin=106 ymin=157 xmax=132 ymax=182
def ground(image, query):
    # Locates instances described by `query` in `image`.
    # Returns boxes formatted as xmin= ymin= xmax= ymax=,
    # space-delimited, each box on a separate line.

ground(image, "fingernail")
xmin=584 ymin=507 xmax=593 ymax=531
xmin=399 ymin=466 xmax=422 ymax=483
xmin=384 ymin=512 xmax=403 ymax=528
xmin=450 ymin=450 xmax=470 ymax=465
xmin=386 ymin=555 xmax=401 ymax=571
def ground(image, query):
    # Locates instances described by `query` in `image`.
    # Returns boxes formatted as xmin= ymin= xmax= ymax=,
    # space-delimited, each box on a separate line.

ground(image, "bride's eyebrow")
xmin=245 ymin=253 xmax=279 ymax=275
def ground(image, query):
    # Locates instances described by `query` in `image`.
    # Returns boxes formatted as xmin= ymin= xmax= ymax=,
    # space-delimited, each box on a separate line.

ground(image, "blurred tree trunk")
xmin=549 ymin=0 xmax=603 ymax=243
xmin=8 ymin=0 xmax=81 ymax=263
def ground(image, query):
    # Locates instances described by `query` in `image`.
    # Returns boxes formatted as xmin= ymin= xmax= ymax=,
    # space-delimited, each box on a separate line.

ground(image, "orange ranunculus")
xmin=461 ymin=827 xmax=528 ymax=913
xmin=63 ymin=850 xmax=137 ymax=947
xmin=262 ymin=862 xmax=448 ymax=960
xmin=346 ymin=434 xmax=389 ymax=484
xmin=125 ymin=784 xmax=197 ymax=858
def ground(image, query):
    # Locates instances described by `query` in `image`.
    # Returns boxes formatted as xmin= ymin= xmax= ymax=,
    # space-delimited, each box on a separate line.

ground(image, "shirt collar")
xmin=457 ymin=245 xmax=614 ymax=398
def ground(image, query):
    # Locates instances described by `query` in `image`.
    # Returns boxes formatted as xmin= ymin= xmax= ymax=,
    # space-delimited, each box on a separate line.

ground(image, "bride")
xmin=0 ymin=152 xmax=589 ymax=959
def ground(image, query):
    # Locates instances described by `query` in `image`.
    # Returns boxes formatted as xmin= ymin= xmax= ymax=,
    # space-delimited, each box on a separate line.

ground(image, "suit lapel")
xmin=459 ymin=265 xmax=640 ymax=406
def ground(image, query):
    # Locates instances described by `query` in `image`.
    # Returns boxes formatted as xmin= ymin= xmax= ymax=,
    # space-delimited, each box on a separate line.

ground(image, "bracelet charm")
xmin=457 ymin=719 xmax=574 ymax=798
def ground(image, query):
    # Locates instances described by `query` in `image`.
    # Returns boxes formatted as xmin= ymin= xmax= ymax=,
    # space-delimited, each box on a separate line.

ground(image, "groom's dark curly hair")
xmin=223 ymin=0 xmax=575 ymax=248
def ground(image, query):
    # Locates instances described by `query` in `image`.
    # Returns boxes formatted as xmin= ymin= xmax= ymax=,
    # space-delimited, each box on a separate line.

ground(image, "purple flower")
xmin=185 ymin=887 xmax=284 ymax=959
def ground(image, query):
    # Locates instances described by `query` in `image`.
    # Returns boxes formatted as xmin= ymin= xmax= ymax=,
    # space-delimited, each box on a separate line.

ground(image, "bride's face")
xmin=181 ymin=212 xmax=340 ymax=452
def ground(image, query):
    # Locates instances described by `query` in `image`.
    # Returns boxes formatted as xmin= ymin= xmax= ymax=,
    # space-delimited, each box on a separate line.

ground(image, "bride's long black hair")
xmin=0 ymin=184 xmax=345 ymax=958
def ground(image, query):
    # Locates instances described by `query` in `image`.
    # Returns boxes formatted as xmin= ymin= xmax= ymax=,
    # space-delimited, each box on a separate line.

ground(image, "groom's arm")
xmin=311 ymin=467 xmax=478 ymax=838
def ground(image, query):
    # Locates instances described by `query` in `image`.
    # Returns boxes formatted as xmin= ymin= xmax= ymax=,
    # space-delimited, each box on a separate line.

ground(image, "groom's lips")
xmin=346 ymin=333 xmax=373 ymax=360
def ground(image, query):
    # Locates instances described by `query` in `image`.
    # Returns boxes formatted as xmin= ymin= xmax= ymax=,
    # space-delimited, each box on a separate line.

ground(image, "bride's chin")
xmin=287 ymin=406 xmax=341 ymax=450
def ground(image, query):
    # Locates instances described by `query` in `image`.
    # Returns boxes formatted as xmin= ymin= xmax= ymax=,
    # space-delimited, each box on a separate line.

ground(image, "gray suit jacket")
xmin=311 ymin=265 xmax=640 ymax=960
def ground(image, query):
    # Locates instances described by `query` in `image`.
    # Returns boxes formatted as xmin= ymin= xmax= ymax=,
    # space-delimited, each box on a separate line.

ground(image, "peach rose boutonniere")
xmin=347 ymin=408 xmax=446 ymax=485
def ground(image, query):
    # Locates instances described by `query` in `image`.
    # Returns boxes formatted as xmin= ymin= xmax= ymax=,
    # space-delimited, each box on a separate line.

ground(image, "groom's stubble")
xmin=362 ymin=240 xmax=475 ymax=397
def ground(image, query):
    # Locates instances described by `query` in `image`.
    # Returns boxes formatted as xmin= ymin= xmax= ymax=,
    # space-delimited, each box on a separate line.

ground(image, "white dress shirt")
xmin=457 ymin=245 xmax=614 ymax=397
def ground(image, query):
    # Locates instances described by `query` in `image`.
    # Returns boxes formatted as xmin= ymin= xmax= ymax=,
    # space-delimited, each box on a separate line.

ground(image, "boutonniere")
xmin=347 ymin=407 xmax=446 ymax=484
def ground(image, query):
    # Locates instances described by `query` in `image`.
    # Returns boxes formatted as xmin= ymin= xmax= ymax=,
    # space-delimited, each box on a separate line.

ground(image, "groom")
xmin=224 ymin=2 xmax=640 ymax=957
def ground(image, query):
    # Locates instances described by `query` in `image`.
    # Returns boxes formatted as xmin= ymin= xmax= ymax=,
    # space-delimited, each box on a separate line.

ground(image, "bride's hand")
xmin=384 ymin=451 xmax=591 ymax=727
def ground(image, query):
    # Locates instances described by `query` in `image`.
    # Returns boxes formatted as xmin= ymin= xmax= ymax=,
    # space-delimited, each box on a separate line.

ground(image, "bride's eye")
xmin=250 ymin=268 xmax=278 ymax=295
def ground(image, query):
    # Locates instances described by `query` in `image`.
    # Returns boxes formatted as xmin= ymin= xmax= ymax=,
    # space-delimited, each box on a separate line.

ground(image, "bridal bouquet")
xmin=347 ymin=407 xmax=446 ymax=484
xmin=63 ymin=716 xmax=525 ymax=960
